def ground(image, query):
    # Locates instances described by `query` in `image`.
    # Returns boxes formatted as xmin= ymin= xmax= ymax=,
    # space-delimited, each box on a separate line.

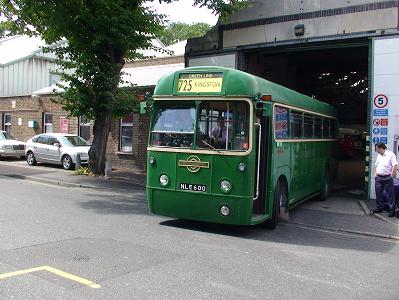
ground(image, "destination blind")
xmin=178 ymin=73 xmax=223 ymax=93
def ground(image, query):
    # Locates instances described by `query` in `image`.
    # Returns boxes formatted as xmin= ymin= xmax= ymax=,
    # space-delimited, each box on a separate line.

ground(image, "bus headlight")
xmin=220 ymin=180 xmax=232 ymax=193
xmin=238 ymin=163 xmax=246 ymax=172
xmin=149 ymin=156 xmax=156 ymax=165
xmin=220 ymin=205 xmax=230 ymax=216
xmin=159 ymin=174 xmax=169 ymax=187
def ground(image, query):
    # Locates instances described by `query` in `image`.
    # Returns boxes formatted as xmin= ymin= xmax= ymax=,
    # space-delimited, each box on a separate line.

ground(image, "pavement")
xmin=0 ymin=157 xmax=398 ymax=240
xmin=0 ymin=158 xmax=146 ymax=193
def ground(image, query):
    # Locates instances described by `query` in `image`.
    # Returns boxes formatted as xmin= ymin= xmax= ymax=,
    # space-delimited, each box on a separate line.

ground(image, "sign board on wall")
xmin=60 ymin=118 xmax=69 ymax=134
xmin=370 ymin=36 xmax=399 ymax=198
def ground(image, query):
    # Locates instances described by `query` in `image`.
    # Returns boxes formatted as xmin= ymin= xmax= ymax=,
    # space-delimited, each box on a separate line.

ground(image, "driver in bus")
xmin=211 ymin=117 xmax=231 ymax=149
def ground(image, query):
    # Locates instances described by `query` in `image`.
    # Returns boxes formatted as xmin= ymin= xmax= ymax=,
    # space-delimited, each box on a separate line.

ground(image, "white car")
xmin=25 ymin=133 xmax=90 ymax=170
xmin=0 ymin=131 xmax=26 ymax=159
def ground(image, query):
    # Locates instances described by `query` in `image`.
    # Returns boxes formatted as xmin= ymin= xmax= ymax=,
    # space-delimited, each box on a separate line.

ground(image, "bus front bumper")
xmin=147 ymin=188 xmax=253 ymax=225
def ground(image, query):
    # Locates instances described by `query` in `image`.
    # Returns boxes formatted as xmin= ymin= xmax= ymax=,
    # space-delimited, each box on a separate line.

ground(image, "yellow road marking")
xmin=0 ymin=266 xmax=46 ymax=279
xmin=0 ymin=265 xmax=100 ymax=289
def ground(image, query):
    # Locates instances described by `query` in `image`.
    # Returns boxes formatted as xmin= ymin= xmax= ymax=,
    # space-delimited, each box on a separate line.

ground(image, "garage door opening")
xmin=244 ymin=42 xmax=369 ymax=195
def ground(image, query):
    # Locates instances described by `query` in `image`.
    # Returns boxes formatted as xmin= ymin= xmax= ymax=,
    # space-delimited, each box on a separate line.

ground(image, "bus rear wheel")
xmin=318 ymin=167 xmax=330 ymax=201
xmin=263 ymin=181 xmax=288 ymax=229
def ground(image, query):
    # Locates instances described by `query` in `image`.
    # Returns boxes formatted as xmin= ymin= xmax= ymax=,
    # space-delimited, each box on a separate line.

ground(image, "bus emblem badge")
xmin=178 ymin=155 xmax=209 ymax=173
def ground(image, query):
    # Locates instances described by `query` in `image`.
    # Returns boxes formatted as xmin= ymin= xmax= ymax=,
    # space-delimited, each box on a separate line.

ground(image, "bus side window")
xmin=322 ymin=118 xmax=330 ymax=139
xmin=274 ymin=106 xmax=289 ymax=139
xmin=304 ymin=114 xmax=314 ymax=139
xmin=290 ymin=110 xmax=303 ymax=139
xmin=314 ymin=117 xmax=322 ymax=139
xmin=331 ymin=119 xmax=338 ymax=138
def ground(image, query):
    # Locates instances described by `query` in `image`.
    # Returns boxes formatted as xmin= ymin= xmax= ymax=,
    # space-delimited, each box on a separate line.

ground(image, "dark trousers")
xmin=375 ymin=176 xmax=397 ymax=212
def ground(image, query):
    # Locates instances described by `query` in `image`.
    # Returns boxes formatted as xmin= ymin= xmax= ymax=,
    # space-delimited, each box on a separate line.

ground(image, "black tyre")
xmin=263 ymin=180 xmax=288 ymax=229
xmin=26 ymin=151 xmax=37 ymax=166
xmin=318 ymin=167 xmax=330 ymax=201
xmin=62 ymin=155 xmax=74 ymax=170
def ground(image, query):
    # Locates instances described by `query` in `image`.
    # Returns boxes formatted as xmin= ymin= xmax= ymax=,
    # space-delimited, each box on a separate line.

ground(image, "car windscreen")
xmin=0 ymin=132 xmax=15 ymax=140
xmin=60 ymin=136 xmax=90 ymax=147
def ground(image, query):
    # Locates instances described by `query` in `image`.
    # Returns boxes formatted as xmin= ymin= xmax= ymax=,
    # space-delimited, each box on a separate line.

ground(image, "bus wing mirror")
xmin=262 ymin=104 xmax=272 ymax=117
xmin=139 ymin=101 xmax=147 ymax=114
xmin=256 ymin=101 xmax=272 ymax=117
xmin=139 ymin=92 xmax=153 ymax=114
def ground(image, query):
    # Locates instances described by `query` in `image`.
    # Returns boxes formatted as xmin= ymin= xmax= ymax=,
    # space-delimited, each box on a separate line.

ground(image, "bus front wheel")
xmin=263 ymin=181 xmax=288 ymax=229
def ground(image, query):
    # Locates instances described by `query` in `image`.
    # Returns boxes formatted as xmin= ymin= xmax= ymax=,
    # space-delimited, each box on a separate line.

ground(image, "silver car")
xmin=25 ymin=133 xmax=90 ymax=170
xmin=0 ymin=131 xmax=26 ymax=159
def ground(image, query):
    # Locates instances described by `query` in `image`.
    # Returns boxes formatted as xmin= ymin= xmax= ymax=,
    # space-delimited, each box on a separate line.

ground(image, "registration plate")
xmin=179 ymin=183 xmax=207 ymax=192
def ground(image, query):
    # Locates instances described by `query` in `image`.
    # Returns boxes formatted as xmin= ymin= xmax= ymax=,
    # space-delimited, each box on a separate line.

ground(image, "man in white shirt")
xmin=374 ymin=142 xmax=398 ymax=217
xmin=211 ymin=117 xmax=230 ymax=149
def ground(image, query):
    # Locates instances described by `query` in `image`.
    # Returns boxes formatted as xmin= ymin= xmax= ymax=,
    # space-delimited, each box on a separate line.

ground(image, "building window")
xmin=79 ymin=116 xmax=91 ymax=142
xmin=120 ymin=114 xmax=133 ymax=152
xmin=43 ymin=113 xmax=53 ymax=133
xmin=49 ymin=72 xmax=62 ymax=85
xmin=3 ymin=113 xmax=11 ymax=133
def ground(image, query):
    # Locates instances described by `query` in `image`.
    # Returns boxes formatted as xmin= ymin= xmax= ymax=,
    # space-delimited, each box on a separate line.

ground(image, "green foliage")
xmin=0 ymin=21 xmax=13 ymax=37
xmin=1 ymin=0 xmax=248 ymax=174
xmin=75 ymin=166 xmax=92 ymax=176
xmin=1 ymin=0 xmax=164 ymax=116
xmin=159 ymin=22 xmax=211 ymax=46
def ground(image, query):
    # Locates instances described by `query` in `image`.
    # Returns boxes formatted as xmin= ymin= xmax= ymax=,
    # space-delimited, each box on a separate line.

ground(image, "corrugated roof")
xmin=0 ymin=36 xmax=172 ymax=66
xmin=32 ymin=63 xmax=184 ymax=95
xmin=164 ymin=40 xmax=186 ymax=57
xmin=0 ymin=35 xmax=46 ymax=65
xmin=121 ymin=63 xmax=184 ymax=87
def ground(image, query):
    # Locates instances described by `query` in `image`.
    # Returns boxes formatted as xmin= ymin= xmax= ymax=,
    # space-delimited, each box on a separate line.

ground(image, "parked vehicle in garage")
xmin=0 ymin=131 xmax=26 ymax=159
xmin=25 ymin=133 xmax=90 ymax=170
xmin=338 ymin=128 xmax=362 ymax=158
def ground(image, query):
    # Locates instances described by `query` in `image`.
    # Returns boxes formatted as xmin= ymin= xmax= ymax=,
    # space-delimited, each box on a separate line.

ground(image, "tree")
xmin=159 ymin=22 xmax=211 ymax=46
xmin=0 ymin=0 xmax=248 ymax=175
xmin=0 ymin=21 xmax=13 ymax=38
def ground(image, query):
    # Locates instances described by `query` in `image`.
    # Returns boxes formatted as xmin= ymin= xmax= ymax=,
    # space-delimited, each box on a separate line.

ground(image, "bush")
xmin=75 ymin=166 xmax=92 ymax=176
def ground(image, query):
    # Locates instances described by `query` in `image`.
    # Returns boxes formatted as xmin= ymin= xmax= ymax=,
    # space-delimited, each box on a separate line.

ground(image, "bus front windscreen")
xmin=150 ymin=101 xmax=250 ymax=151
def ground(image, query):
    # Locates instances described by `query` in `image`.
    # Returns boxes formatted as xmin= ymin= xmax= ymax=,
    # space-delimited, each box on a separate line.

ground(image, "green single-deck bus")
xmin=142 ymin=66 xmax=337 ymax=228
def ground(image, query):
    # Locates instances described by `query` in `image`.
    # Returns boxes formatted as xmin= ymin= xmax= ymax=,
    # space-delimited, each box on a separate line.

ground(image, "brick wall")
xmin=0 ymin=95 xmax=79 ymax=142
xmin=107 ymin=113 xmax=150 ymax=173
xmin=0 ymin=53 xmax=179 ymax=172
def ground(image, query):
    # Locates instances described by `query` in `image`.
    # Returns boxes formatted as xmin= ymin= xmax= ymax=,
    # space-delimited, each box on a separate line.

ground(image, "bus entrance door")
xmin=253 ymin=111 xmax=270 ymax=215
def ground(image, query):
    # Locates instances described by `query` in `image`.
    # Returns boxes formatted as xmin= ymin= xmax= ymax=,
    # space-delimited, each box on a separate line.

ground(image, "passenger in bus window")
xmin=211 ymin=117 xmax=230 ymax=149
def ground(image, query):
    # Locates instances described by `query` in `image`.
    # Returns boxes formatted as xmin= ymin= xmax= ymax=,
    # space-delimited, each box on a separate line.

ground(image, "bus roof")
xmin=154 ymin=66 xmax=337 ymax=117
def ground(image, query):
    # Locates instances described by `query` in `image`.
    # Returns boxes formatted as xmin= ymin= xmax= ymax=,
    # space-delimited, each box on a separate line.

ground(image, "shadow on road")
xmin=78 ymin=193 xmax=148 ymax=215
xmin=159 ymin=218 xmax=397 ymax=253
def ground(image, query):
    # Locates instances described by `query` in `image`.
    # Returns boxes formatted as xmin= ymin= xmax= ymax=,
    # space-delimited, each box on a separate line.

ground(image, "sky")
xmin=1 ymin=2 xmax=219 ymax=25
xmin=149 ymin=0 xmax=219 ymax=25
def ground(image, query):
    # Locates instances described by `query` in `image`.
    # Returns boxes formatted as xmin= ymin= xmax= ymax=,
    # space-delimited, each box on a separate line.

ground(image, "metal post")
xmin=105 ymin=154 xmax=112 ymax=179
xmin=75 ymin=153 xmax=81 ymax=170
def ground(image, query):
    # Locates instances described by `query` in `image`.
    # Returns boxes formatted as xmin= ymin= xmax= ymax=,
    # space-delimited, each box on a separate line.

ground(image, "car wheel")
xmin=62 ymin=154 xmax=74 ymax=170
xmin=26 ymin=152 xmax=37 ymax=166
